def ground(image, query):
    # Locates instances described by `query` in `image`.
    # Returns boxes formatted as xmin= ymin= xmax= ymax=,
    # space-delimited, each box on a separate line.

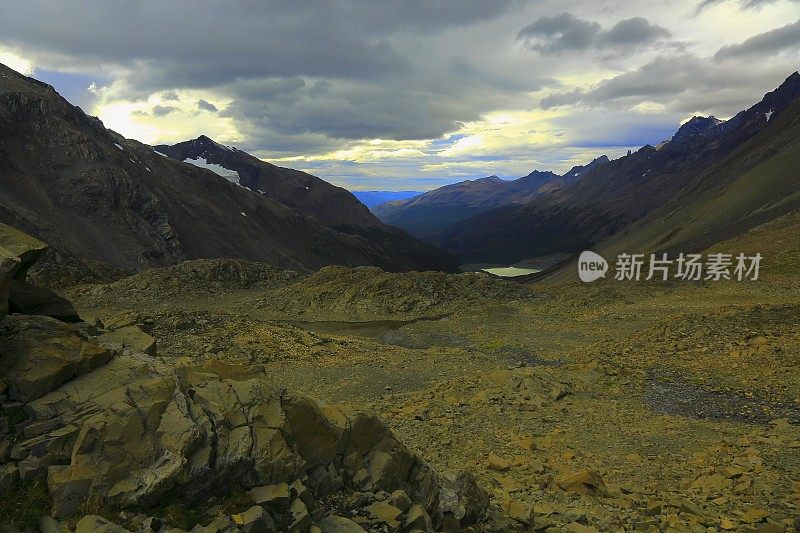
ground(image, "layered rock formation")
xmin=0 ymin=225 xmax=488 ymax=531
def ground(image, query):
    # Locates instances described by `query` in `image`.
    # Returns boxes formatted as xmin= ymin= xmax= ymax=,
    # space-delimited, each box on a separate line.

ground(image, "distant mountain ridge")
xmin=372 ymin=155 xmax=608 ymax=240
xmin=352 ymin=190 xmax=423 ymax=209
xmin=438 ymin=71 xmax=800 ymax=264
xmin=0 ymin=63 xmax=460 ymax=275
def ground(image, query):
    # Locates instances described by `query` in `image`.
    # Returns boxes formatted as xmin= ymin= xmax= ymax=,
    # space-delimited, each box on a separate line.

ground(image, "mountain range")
xmin=375 ymin=72 xmax=800 ymax=267
xmin=1 ymin=62 xmax=798 ymax=280
xmin=373 ymin=156 xmax=608 ymax=241
xmin=0 ymin=63 xmax=459 ymax=277
xmin=352 ymin=190 xmax=422 ymax=209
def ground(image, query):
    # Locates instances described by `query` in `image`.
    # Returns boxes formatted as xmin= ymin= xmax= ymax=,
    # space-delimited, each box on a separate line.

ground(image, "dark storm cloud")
xmin=222 ymin=81 xmax=480 ymax=141
xmin=714 ymin=19 xmax=800 ymax=59
xmin=0 ymin=0 xmax=527 ymax=143
xmin=151 ymin=104 xmax=179 ymax=116
xmin=229 ymin=78 xmax=307 ymax=101
xmin=517 ymin=13 xmax=670 ymax=54
xmin=599 ymin=17 xmax=671 ymax=47
xmin=517 ymin=13 xmax=601 ymax=52
xmin=196 ymin=99 xmax=219 ymax=113
xmin=0 ymin=0 xmax=517 ymax=87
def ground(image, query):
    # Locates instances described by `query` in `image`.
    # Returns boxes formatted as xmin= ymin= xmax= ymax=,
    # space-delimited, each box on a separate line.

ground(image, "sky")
xmin=1 ymin=0 xmax=798 ymax=191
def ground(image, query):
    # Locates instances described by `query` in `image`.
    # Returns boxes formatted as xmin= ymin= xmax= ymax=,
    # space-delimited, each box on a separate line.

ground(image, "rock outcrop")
xmin=8 ymin=280 xmax=80 ymax=322
xmin=0 ymin=225 xmax=489 ymax=530
xmin=0 ymin=248 xmax=18 ymax=321
xmin=1 ymin=223 xmax=48 ymax=321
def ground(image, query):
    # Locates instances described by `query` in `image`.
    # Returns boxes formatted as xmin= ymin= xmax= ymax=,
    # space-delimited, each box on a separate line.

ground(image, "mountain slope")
xmin=439 ymin=72 xmax=800 ymax=264
xmin=0 ymin=63 xmax=459 ymax=274
xmin=373 ymin=156 xmax=607 ymax=240
xmin=595 ymin=97 xmax=800 ymax=263
xmin=154 ymin=136 xmax=377 ymax=228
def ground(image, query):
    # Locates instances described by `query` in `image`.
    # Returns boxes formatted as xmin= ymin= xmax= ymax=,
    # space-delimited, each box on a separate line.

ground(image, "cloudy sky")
xmin=1 ymin=0 xmax=798 ymax=190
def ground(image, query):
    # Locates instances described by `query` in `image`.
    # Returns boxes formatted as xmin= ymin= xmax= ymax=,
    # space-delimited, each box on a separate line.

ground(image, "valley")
xmin=0 ymin=44 xmax=799 ymax=533
xmin=59 ymin=244 xmax=800 ymax=531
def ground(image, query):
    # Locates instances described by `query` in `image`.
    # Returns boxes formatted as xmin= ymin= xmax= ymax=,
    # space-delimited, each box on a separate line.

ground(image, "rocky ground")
xmin=0 ymin=228 xmax=491 ymax=533
xmin=50 ymin=253 xmax=800 ymax=532
xmin=2 ymin=227 xmax=799 ymax=531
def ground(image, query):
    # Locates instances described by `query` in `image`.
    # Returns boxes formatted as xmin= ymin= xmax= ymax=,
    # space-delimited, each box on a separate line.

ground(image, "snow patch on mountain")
xmin=183 ymin=156 xmax=242 ymax=187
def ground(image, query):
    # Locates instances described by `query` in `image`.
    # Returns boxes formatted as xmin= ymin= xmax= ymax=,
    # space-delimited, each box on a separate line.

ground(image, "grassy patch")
xmin=0 ymin=479 xmax=50 ymax=529
xmin=158 ymin=504 xmax=205 ymax=530
xmin=149 ymin=488 xmax=254 ymax=529
xmin=218 ymin=488 xmax=255 ymax=515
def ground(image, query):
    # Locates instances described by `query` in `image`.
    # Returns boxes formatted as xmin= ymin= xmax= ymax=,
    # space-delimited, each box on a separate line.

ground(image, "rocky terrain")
xmin=18 ymin=210 xmax=788 ymax=532
xmin=0 ymin=224 xmax=489 ymax=532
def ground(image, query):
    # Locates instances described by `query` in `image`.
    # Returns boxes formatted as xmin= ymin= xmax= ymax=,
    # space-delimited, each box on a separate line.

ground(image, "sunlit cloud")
xmin=91 ymin=88 xmax=239 ymax=145
xmin=0 ymin=50 xmax=34 ymax=75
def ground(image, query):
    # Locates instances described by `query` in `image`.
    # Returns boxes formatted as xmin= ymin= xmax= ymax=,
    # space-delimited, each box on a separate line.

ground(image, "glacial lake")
xmin=481 ymin=267 xmax=540 ymax=277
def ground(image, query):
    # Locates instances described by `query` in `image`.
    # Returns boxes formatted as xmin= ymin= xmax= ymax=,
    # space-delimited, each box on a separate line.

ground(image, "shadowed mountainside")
xmin=0 ymin=63 xmax=459 ymax=275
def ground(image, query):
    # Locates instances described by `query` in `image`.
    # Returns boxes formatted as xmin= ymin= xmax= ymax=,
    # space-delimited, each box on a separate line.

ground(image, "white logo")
xmin=578 ymin=251 xmax=608 ymax=282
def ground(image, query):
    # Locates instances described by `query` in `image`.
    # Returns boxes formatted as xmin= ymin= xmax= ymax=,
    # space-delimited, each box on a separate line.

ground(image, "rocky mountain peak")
xmin=520 ymin=170 xmax=557 ymax=181
xmin=563 ymin=155 xmax=609 ymax=179
xmin=671 ymin=115 xmax=725 ymax=145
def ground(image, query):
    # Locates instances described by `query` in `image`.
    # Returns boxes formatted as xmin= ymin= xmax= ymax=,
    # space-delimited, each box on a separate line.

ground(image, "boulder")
xmin=559 ymin=469 xmax=609 ymax=497
xmin=438 ymin=471 xmax=489 ymax=529
xmin=8 ymin=280 xmax=80 ymax=322
xmin=249 ymin=483 xmax=291 ymax=509
xmin=404 ymin=504 xmax=434 ymax=532
xmin=290 ymin=479 xmax=316 ymax=511
xmin=75 ymin=515 xmax=131 ymax=533
xmin=281 ymin=396 xmax=340 ymax=468
xmin=504 ymin=498 xmax=534 ymax=525
xmin=306 ymin=463 xmax=343 ymax=497
xmin=0 ymin=315 xmax=113 ymax=403
xmin=316 ymin=515 xmax=366 ymax=533
xmin=289 ymin=498 xmax=312 ymax=532
xmin=487 ymin=452 xmax=510 ymax=472
xmin=389 ymin=489 xmax=412 ymax=512
xmin=231 ymin=505 xmax=276 ymax=533
xmin=98 ymin=325 xmax=157 ymax=356
xmin=2 ymin=331 xmax=486 ymax=529
xmin=1 ymin=246 xmax=20 ymax=320
xmin=0 ymin=223 xmax=48 ymax=280
xmin=365 ymin=500 xmax=403 ymax=528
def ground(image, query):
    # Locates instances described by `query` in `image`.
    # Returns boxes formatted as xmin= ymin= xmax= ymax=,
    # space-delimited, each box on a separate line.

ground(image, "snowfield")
xmin=182 ymin=156 xmax=243 ymax=187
